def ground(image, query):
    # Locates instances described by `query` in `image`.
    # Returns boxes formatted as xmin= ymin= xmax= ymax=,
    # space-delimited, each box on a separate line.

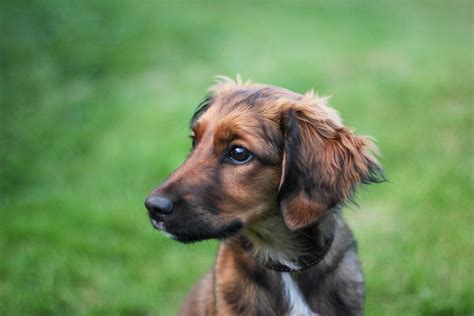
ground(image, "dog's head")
xmin=145 ymin=77 xmax=384 ymax=243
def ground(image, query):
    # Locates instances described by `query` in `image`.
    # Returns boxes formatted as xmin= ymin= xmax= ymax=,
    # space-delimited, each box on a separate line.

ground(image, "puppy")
xmin=145 ymin=77 xmax=384 ymax=315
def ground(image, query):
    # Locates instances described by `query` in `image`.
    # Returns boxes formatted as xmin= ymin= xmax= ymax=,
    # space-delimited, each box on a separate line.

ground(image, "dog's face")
xmin=145 ymin=78 xmax=384 ymax=243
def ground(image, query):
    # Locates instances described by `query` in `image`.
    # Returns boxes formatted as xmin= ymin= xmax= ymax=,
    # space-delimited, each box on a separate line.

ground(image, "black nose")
xmin=145 ymin=196 xmax=173 ymax=215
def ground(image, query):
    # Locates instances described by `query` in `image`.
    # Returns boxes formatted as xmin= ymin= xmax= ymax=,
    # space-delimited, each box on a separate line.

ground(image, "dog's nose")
xmin=145 ymin=196 xmax=173 ymax=215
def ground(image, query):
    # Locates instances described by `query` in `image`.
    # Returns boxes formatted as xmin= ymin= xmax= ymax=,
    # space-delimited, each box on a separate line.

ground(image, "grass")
xmin=1 ymin=1 xmax=473 ymax=315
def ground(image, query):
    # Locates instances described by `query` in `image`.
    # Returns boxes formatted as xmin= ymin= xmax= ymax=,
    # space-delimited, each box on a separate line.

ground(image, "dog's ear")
xmin=277 ymin=100 xmax=385 ymax=231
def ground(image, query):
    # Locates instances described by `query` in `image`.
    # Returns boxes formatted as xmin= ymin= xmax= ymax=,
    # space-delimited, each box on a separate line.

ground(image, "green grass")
xmin=1 ymin=1 xmax=473 ymax=315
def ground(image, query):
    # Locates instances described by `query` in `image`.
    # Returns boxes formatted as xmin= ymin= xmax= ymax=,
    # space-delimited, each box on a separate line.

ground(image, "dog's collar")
xmin=239 ymin=233 xmax=334 ymax=273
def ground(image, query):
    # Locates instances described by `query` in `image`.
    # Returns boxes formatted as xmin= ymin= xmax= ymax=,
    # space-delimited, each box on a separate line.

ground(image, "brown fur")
xmin=145 ymin=76 xmax=384 ymax=315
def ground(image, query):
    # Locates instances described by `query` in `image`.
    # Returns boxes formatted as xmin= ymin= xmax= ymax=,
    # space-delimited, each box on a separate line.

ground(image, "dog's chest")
xmin=281 ymin=273 xmax=318 ymax=316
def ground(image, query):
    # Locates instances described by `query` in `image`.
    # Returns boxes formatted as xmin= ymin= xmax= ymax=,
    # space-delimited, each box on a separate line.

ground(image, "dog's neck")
xmin=239 ymin=208 xmax=338 ymax=272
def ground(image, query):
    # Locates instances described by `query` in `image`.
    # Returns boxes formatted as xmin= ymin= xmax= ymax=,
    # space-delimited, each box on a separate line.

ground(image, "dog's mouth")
xmin=147 ymin=211 xmax=243 ymax=243
xmin=150 ymin=218 xmax=165 ymax=230
xmin=148 ymin=212 xmax=177 ymax=240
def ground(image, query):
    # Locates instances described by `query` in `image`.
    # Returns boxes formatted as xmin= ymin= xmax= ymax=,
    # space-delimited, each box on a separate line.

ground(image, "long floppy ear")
xmin=277 ymin=101 xmax=385 ymax=231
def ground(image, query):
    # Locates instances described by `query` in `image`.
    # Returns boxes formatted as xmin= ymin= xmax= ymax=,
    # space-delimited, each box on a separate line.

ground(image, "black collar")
xmin=239 ymin=233 xmax=334 ymax=273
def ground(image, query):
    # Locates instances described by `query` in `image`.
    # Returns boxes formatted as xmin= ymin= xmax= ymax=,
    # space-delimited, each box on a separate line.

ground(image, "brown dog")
xmin=145 ymin=77 xmax=384 ymax=315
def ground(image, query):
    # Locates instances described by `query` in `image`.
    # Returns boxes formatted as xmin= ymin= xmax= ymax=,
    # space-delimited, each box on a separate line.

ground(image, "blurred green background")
xmin=1 ymin=1 xmax=472 ymax=315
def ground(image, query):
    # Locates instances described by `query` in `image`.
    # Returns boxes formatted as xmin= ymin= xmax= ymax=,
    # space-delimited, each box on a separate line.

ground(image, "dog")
xmin=145 ymin=77 xmax=384 ymax=315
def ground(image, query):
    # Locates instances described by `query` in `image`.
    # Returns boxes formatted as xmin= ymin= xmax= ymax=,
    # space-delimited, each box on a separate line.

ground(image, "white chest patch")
xmin=281 ymin=273 xmax=318 ymax=316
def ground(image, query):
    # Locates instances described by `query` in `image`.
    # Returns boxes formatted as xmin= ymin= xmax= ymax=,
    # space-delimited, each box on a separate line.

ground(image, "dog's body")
xmin=179 ymin=209 xmax=364 ymax=316
xmin=145 ymin=77 xmax=384 ymax=316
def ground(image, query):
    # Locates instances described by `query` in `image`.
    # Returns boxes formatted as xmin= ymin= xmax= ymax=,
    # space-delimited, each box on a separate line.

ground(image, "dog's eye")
xmin=226 ymin=146 xmax=253 ymax=164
